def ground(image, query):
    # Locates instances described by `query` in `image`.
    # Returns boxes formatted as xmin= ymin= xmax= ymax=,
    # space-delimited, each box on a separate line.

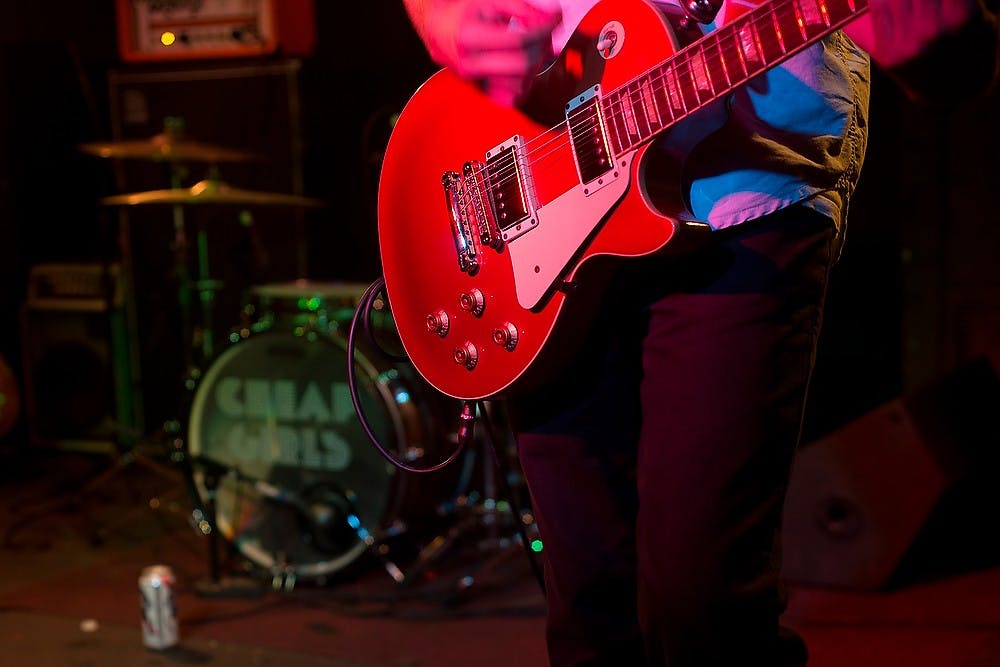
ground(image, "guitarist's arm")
xmin=845 ymin=0 xmax=999 ymax=106
xmin=401 ymin=0 xmax=561 ymax=108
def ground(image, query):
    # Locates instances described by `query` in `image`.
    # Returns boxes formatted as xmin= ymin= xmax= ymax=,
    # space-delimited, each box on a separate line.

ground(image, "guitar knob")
xmin=426 ymin=309 xmax=450 ymax=337
xmin=458 ymin=288 xmax=485 ymax=317
xmin=453 ymin=342 xmax=479 ymax=370
xmin=492 ymin=322 xmax=519 ymax=351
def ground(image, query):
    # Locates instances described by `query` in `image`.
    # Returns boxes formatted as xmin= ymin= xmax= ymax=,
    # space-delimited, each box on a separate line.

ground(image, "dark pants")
xmin=512 ymin=206 xmax=838 ymax=666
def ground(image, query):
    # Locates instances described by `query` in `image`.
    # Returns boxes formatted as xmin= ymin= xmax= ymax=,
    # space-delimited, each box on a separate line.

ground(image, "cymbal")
xmin=79 ymin=133 xmax=260 ymax=163
xmin=100 ymin=179 xmax=326 ymax=208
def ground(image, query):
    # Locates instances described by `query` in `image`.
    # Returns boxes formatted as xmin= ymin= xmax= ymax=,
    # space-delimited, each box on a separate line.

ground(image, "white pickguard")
xmin=507 ymin=151 xmax=636 ymax=310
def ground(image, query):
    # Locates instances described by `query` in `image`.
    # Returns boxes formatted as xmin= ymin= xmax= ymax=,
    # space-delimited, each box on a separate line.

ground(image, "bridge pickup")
xmin=485 ymin=135 xmax=537 ymax=243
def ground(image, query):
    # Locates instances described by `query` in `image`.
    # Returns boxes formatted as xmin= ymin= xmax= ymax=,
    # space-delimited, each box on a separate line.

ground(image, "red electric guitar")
xmin=378 ymin=0 xmax=868 ymax=400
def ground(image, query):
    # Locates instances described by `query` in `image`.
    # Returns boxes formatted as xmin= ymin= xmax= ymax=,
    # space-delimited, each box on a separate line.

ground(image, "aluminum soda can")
xmin=139 ymin=565 xmax=178 ymax=649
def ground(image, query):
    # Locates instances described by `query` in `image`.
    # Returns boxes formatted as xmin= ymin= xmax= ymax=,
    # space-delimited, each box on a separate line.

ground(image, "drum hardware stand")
xmin=394 ymin=400 xmax=545 ymax=604
xmin=176 ymin=451 xmax=264 ymax=599
xmin=345 ymin=279 xmax=544 ymax=601
xmin=180 ymin=451 xmax=408 ymax=596
xmin=168 ymin=163 xmax=226 ymax=383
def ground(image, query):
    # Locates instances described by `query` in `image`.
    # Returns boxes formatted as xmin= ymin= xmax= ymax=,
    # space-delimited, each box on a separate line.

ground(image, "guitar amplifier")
xmin=115 ymin=0 xmax=315 ymax=63
xmin=20 ymin=263 xmax=139 ymax=451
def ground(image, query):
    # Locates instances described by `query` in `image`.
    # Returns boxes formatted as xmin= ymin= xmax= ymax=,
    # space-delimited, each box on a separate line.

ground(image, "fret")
xmin=627 ymin=80 xmax=653 ymax=140
xmin=774 ymin=1 xmax=808 ymax=50
xmin=713 ymin=33 xmax=733 ymax=88
xmin=666 ymin=63 xmax=690 ymax=115
xmin=790 ymin=0 xmax=808 ymax=41
xmin=684 ymin=57 xmax=706 ymax=108
xmin=770 ymin=6 xmax=788 ymax=55
xmin=818 ymin=0 xmax=832 ymax=27
xmin=795 ymin=0 xmax=827 ymax=30
xmin=699 ymin=36 xmax=730 ymax=95
xmin=640 ymin=75 xmax=665 ymax=135
xmin=731 ymin=28 xmax=749 ymax=80
xmin=651 ymin=68 xmax=677 ymax=123
xmin=750 ymin=14 xmax=770 ymax=68
xmin=736 ymin=18 xmax=763 ymax=73
xmin=794 ymin=0 xmax=808 ymax=40
xmin=752 ymin=11 xmax=786 ymax=65
xmin=620 ymin=89 xmax=638 ymax=149
xmin=697 ymin=43 xmax=716 ymax=98
xmin=603 ymin=93 xmax=627 ymax=154
xmin=625 ymin=89 xmax=642 ymax=145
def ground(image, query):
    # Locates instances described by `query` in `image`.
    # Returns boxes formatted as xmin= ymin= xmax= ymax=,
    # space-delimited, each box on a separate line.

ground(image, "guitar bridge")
xmin=442 ymin=171 xmax=478 ymax=275
xmin=442 ymin=135 xmax=539 ymax=274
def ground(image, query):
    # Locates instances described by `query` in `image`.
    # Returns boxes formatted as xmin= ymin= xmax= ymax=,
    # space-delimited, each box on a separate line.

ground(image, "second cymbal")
xmin=100 ymin=179 xmax=326 ymax=208
xmin=80 ymin=133 xmax=261 ymax=163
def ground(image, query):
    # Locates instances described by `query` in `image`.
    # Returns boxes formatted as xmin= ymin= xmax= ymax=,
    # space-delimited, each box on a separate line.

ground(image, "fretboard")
xmin=600 ymin=0 xmax=869 ymax=154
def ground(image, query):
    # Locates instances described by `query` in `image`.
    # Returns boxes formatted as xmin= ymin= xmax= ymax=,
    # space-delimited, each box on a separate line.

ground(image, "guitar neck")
xmin=598 ymin=0 xmax=870 ymax=154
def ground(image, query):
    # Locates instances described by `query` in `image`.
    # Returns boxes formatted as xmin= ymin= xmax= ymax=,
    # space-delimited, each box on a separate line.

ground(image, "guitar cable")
xmin=346 ymin=277 xmax=468 ymax=474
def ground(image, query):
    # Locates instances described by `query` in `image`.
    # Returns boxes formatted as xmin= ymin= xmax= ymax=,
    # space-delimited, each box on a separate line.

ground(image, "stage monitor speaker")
xmin=782 ymin=358 xmax=1000 ymax=590
xmin=20 ymin=263 xmax=138 ymax=451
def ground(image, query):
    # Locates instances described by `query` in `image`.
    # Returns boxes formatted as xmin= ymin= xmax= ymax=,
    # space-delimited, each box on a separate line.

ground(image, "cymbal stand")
xmin=179 ymin=452 xmax=263 ymax=599
xmin=168 ymin=163 xmax=224 ymax=388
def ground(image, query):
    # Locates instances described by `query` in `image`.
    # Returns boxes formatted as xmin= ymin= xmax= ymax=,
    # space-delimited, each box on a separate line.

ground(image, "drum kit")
xmin=82 ymin=123 xmax=526 ymax=593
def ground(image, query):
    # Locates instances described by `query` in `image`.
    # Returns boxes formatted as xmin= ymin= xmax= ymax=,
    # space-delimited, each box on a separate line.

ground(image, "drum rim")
xmin=248 ymin=280 xmax=371 ymax=300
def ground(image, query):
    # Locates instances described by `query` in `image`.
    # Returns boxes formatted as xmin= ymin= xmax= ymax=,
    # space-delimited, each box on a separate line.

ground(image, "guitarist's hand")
xmin=406 ymin=0 xmax=562 ymax=108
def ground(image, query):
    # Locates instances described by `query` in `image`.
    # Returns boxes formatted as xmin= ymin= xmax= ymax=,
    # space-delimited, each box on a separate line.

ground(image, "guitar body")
xmin=379 ymin=0 xmax=868 ymax=400
xmin=378 ymin=0 xmax=684 ymax=400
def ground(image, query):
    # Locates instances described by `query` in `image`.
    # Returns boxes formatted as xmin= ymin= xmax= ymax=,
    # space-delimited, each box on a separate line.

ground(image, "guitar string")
xmin=455 ymin=0 xmax=862 ymax=204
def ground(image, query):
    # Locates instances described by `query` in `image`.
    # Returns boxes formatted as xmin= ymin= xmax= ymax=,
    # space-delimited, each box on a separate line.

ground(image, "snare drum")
xmin=187 ymin=327 xmax=457 ymax=580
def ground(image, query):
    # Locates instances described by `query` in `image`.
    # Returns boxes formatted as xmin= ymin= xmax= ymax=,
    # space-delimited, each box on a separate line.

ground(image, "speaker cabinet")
xmin=20 ymin=263 xmax=138 ymax=450
xmin=782 ymin=358 xmax=1000 ymax=590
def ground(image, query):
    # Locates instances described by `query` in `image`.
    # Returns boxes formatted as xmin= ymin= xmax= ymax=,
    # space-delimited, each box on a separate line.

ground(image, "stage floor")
xmin=1 ymin=447 xmax=998 ymax=667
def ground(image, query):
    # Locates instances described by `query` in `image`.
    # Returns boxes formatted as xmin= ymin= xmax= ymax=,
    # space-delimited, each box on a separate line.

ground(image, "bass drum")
xmin=187 ymin=328 xmax=458 ymax=581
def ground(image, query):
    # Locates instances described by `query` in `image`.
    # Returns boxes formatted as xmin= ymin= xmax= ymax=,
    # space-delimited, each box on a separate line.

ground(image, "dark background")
xmin=0 ymin=1 xmax=997 ymax=448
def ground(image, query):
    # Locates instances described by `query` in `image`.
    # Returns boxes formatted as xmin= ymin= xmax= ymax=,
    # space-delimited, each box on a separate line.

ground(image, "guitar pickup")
xmin=566 ymin=85 xmax=620 ymax=194
xmin=484 ymin=135 xmax=538 ymax=244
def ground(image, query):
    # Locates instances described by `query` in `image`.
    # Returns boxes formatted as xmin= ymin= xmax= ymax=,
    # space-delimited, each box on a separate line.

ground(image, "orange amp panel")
xmin=115 ymin=0 xmax=315 ymax=63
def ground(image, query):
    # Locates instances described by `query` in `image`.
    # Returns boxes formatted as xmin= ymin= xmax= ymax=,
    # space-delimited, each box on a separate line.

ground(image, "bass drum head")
xmin=187 ymin=330 xmax=437 ymax=580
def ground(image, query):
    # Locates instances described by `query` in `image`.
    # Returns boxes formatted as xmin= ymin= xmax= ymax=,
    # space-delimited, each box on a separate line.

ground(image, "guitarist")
xmin=398 ymin=1 xmax=992 ymax=666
